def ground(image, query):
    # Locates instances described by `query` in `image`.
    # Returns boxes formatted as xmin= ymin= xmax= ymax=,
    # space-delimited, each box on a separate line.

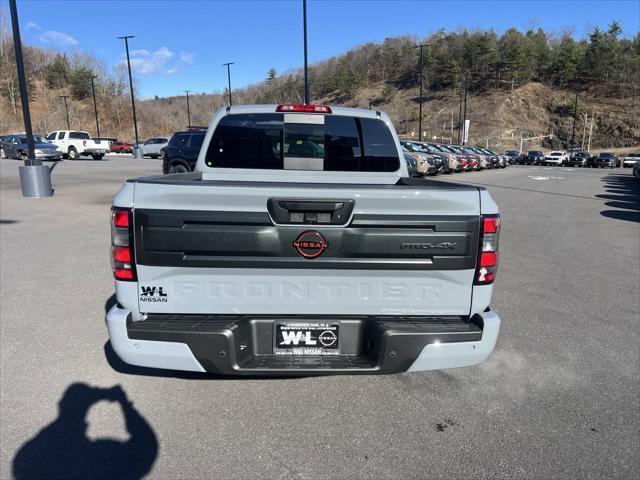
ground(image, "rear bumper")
xmin=105 ymin=306 xmax=500 ymax=376
xmin=35 ymin=151 xmax=62 ymax=160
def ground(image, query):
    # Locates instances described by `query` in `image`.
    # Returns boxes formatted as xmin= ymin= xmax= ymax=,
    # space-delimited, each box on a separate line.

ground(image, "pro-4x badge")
xmin=292 ymin=231 xmax=328 ymax=259
xmin=139 ymin=286 xmax=168 ymax=302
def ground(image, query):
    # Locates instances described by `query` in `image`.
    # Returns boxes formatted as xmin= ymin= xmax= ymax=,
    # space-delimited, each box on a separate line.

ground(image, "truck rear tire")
xmin=92 ymin=154 xmax=105 ymax=160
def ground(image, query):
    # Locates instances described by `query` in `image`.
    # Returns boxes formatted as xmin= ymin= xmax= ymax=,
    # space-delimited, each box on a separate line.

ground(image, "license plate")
xmin=274 ymin=322 xmax=339 ymax=355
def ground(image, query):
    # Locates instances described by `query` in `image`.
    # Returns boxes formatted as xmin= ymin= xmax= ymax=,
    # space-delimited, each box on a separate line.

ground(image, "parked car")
xmin=401 ymin=141 xmax=447 ymax=174
xmin=1 ymin=133 xmax=63 ymax=161
xmin=94 ymin=137 xmax=117 ymax=145
xmin=543 ymin=151 xmax=568 ymax=166
xmin=420 ymin=142 xmax=459 ymax=172
xmin=431 ymin=143 xmax=466 ymax=171
xmin=566 ymin=151 xmax=591 ymax=167
xmin=110 ymin=141 xmax=134 ymax=154
xmin=591 ymin=152 xmax=618 ymax=168
xmin=480 ymin=148 xmax=507 ymax=168
xmin=487 ymin=149 xmax=509 ymax=168
xmin=449 ymin=145 xmax=478 ymax=170
xmin=463 ymin=146 xmax=488 ymax=169
xmin=401 ymin=143 xmax=436 ymax=176
xmin=403 ymin=152 xmax=419 ymax=177
xmin=107 ymin=103 xmax=502 ymax=376
xmin=622 ymin=152 xmax=640 ymax=168
xmin=0 ymin=134 xmax=12 ymax=159
xmin=161 ymin=130 xmax=206 ymax=173
xmin=47 ymin=130 xmax=109 ymax=160
xmin=503 ymin=151 xmax=521 ymax=164
xmin=522 ymin=150 xmax=545 ymax=165
xmin=141 ymin=137 xmax=169 ymax=158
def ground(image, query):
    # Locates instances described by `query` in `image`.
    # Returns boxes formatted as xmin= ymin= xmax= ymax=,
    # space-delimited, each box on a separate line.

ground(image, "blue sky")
xmin=8 ymin=0 xmax=640 ymax=99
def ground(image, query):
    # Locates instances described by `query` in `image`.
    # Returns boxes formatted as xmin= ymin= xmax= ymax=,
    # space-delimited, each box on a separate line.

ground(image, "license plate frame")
xmin=273 ymin=322 xmax=340 ymax=356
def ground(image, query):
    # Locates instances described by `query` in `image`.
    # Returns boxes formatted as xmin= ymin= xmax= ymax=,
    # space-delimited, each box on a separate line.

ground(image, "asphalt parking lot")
xmin=1 ymin=157 xmax=638 ymax=479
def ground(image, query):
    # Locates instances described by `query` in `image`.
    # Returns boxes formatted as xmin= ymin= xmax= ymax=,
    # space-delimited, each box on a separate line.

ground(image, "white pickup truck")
xmin=46 ymin=130 xmax=110 ymax=160
xmin=106 ymin=104 xmax=502 ymax=376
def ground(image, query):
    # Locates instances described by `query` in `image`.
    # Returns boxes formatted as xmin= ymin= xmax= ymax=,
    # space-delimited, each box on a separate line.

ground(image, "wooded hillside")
xmin=1 ymin=13 xmax=638 ymax=150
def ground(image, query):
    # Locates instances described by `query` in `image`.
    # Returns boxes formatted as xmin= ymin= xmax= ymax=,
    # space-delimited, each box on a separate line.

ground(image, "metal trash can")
xmin=19 ymin=165 xmax=53 ymax=197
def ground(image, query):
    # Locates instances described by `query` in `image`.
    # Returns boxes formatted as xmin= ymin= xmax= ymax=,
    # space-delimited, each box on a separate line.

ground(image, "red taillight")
xmin=112 ymin=210 xmax=129 ymax=228
xmin=111 ymin=207 xmax=136 ymax=281
xmin=475 ymin=214 xmax=500 ymax=285
xmin=480 ymin=251 xmax=498 ymax=267
xmin=112 ymin=246 xmax=131 ymax=263
xmin=483 ymin=216 xmax=501 ymax=234
xmin=276 ymin=104 xmax=332 ymax=113
xmin=114 ymin=268 xmax=134 ymax=280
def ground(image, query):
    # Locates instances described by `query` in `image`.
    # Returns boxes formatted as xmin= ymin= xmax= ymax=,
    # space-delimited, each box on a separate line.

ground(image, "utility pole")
xmin=450 ymin=108 xmax=454 ymax=144
xmin=570 ymin=86 xmax=579 ymax=150
xmin=184 ymin=90 xmax=191 ymax=126
xmin=462 ymin=71 xmax=468 ymax=145
xmin=10 ymin=0 xmax=52 ymax=197
xmin=117 ymin=35 xmax=141 ymax=158
xmin=59 ymin=95 xmax=70 ymax=130
xmin=90 ymin=75 xmax=101 ymax=139
xmin=302 ymin=0 xmax=309 ymax=104
xmin=457 ymin=85 xmax=463 ymax=143
xmin=416 ymin=44 xmax=427 ymax=142
xmin=223 ymin=62 xmax=234 ymax=106
xmin=581 ymin=113 xmax=588 ymax=150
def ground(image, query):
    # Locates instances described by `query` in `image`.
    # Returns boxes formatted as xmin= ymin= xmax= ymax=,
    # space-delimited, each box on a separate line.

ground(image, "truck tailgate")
xmin=132 ymin=180 xmax=480 ymax=316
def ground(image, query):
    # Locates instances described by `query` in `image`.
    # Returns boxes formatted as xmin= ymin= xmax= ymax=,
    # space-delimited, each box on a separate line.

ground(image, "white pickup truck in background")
xmin=46 ymin=130 xmax=110 ymax=160
xmin=107 ymin=104 xmax=502 ymax=376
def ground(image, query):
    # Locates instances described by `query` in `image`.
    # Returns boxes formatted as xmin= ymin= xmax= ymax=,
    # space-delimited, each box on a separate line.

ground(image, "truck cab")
xmin=106 ymin=104 xmax=502 ymax=375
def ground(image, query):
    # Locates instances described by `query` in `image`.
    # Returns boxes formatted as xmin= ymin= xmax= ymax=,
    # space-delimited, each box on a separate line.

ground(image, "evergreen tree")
xmin=69 ymin=66 xmax=93 ymax=100
xmin=266 ymin=68 xmax=277 ymax=84
xmin=44 ymin=54 xmax=70 ymax=89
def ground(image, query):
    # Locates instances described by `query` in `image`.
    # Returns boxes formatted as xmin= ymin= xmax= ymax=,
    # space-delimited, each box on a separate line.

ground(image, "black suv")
xmin=161 ymin=130 xmax=206 ymax=174
xmin=523 ymin=150 xmax=544 ymax=165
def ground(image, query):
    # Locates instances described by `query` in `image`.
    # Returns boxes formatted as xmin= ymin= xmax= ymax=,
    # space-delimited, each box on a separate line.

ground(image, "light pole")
xmin=223 ymin=62 xmax=234 ymax=106
xmin=59 ymin=95 xmax=70 ymax=130
xmin=117 ymin=35 xmax=141 ymax=158
xmin=302 ymin=0 xmax=309 ymax=104
xmin=368 ymin=98 xmax=373 ymax=110
xmin=90 ymin=75 xmax=101 ymax=139
xmin=416 ymin=44 xmax=427 ymax=142
xmin=462 ymin=71 xmax=468 ymax=145
xmin=10 ymin=0 xmax=52 ymax=196
xmin=457 ymin=86 xmax=463 ymax=143
xmin=184 ymin=90 xmax=191 ymax=127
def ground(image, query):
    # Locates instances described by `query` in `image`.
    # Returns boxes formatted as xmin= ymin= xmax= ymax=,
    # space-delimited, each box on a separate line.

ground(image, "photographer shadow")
xmin=12 ymin=383 xmax=157 ymax=480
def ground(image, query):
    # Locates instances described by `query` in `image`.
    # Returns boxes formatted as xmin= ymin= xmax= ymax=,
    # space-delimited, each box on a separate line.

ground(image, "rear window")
xmin=169 ymin=133 xmax=189 ymax=147
xmin=69 ymin=132 xmax=90 ymax=140
xmin=189 ymin=133 xmax=205 ymax=149
xmin=205 ymin=113 xmax=400 ymax=172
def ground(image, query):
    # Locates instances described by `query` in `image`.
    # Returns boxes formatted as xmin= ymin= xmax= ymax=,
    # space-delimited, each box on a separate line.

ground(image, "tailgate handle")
xmin=279 ymin=201 xmax=344 ymax=212
xmin=268 ymin=198 xmax=354 ymax=225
